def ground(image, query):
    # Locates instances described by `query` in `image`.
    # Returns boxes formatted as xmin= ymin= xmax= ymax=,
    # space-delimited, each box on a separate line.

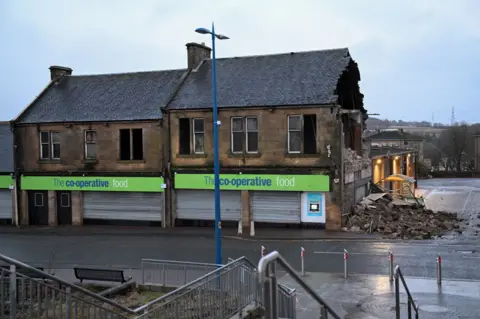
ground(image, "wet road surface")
xmin=1 ymin=232 xmax=479 ymax=281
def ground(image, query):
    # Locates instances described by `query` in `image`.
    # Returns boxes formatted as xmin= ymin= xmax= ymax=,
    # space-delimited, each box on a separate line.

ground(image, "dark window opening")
xmin=119 ymin=128 xmax=143 ymax=160
xmin=303 ymin=114 xmax=317 ymax=154
xmin=179 ymin=118 xmax=191 ymax=155
xmin=119 ymin=129 xmax=131 ymax=160
xmin=132 ymin=129 xmax=143 ymax=160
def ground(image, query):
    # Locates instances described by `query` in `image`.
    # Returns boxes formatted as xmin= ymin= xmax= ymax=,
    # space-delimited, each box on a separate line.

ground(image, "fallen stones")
xmin=343 ymin=193 xmax=461 ymax=239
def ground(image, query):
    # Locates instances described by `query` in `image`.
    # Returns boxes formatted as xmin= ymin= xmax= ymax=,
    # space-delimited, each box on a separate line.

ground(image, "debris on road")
xmin=342 ymin=193 xmax=462 ymax=239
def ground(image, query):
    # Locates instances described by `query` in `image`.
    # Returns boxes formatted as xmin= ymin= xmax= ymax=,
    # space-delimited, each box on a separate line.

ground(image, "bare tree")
xmin=438 ymin=123 xmax=469 ymax=172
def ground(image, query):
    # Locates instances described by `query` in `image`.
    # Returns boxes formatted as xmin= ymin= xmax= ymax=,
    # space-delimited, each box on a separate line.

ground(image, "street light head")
xmin=215 ymin=34 xmax=230 ymax=40
xmin=195 ymin=27 xmax=211 ymax=35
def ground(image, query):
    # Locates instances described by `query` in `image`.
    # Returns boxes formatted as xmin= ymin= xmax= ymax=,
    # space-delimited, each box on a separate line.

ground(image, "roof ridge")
xmin=69 ymin=68 xmax=187 ymax=78
xmin=214 ymin=47 xmax=350 ymax=61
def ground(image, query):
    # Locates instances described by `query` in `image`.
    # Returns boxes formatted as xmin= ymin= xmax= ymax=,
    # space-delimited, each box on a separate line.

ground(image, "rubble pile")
xmin=342 ymin=193 xmax=462 ymax=239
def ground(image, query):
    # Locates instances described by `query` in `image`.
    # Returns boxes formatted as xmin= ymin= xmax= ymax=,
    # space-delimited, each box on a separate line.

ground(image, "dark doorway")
xmin=56 ymin=191 xmax=72 ymax=225
xmin=28 ymin=191 xmax=49 ymax=225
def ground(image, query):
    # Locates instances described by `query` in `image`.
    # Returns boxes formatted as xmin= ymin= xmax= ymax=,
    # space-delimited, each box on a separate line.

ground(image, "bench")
xmin=0 ymin=266 xmax=49 ymax=279
xmin=73 ymin=267 xmax=131 ymax=284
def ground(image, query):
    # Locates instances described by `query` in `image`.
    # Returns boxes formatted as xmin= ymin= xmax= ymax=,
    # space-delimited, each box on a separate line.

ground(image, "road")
xmin=0 ymin=178 xmax=479 ymax=282
xmin=1 ymin=231 xmax=479 ymax=281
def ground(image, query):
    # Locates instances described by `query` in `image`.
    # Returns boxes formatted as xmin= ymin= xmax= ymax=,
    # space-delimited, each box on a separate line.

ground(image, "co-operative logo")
xmin=203 ymin=176 xmax=296 ymax=188
xmin=53 ymin=178 xmax=129 ymax=189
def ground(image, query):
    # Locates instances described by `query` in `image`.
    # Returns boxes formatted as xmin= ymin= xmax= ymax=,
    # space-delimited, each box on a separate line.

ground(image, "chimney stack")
xmin=49 ymin=65 xmax=72 ymax=81
xmin=186 ymin=42 xmax=211 ymax=70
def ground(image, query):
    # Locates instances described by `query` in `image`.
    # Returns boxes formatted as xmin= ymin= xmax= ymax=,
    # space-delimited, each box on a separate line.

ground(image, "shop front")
xmin=0 ymin=175 xmax=14 ymax=222
xmin=20 ymin=176 xmax=166 ymax=225
xmin=173 ymin=173 xmax=330 ymax=225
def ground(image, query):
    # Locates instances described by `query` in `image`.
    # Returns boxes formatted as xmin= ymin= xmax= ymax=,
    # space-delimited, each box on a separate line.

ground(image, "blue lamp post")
xmin=195 ymin=23 xmax=229 ymax=266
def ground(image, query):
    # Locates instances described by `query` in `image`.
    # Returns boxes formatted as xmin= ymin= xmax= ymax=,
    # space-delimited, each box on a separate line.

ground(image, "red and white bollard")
xmin=344 ymin=249 xmax=349 ymax=279
xmin=437 ymin=255 xmax=442 ymax=285
xmin=301 ymin=247 xmax=306 ymax=276
xmin=261 ymin=245 xmax=266 ymax=258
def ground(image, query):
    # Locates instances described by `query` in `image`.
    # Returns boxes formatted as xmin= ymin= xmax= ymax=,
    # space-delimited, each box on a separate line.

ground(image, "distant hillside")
xmin=366 ymin=117 xmax=447 ymax=129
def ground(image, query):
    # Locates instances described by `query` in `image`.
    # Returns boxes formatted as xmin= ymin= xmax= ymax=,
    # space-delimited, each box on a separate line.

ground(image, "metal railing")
xmin=394 ymin=266 xmax=419 ymax=319
xmin=229 ymin=257 xmax=296 ymax=319
xmin=258 ymin=251 xmax=342 ymax=319
xmin=141 ymin=258 xmax=221 ymax=287
xmin=1 ymin=266 xmax=130 ymax=319
xmin=135 ymin=257 xmax=260 ymax=318
xmin=2 ymin=252 xmax=297 ymax=319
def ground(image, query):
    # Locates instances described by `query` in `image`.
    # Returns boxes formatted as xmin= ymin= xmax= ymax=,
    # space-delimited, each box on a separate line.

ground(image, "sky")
xmin=1 ymin=0 xmax=479 ymax=124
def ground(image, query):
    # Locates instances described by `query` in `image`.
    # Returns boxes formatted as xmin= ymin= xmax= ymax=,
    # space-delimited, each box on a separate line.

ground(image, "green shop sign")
xmin=0 ymin=175 xmax=13 ymax=189
xmin=21 ymin=176 xmax=165 ymax=192
xmin=174 ymin=174 xmax=330 ymax=192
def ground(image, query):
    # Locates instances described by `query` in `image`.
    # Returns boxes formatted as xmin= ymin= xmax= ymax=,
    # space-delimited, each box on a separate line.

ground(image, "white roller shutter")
xmin=0 ymin=190 xmax=12 ymax=219
xmin=251 ymin=191 xmax=301 ymax=223
xmin=84 ymin=192 xmax=163 ymax=221
xmin=176 ymin=190 xmax=241 ymax=221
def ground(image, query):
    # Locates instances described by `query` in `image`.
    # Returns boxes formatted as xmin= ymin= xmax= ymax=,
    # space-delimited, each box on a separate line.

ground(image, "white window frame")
xmin=51 ymin=132 xmax=61 ymax=160
xmin=245 ymin=117 xmax=258 ymax=154
xmin=84 ymin=130 xmax=97 ymax=160
xmin=192 ymin=118 xmax=205 ymax=154
xmin=231 ymin=117 xmax=244 ymax=153
xmin=287 ymin=115 xmax=302 ymax=154
xmin=39 ymin=131 xmax=50 ymax=159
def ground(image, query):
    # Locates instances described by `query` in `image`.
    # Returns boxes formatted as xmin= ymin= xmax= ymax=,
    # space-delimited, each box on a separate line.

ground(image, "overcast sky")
xmin=1 ymin=1 xmax=479 ymax=124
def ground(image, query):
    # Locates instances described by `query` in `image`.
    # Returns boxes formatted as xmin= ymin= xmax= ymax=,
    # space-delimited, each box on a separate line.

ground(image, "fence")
xmin=141 ymin=259 xmax=221 ymax=287
xmin=135 ymin=257 xmax=260 ymax=319
xmin=2 ymin=253 xmax=297 ymax=319
xmin=0 ymin=267 xmax=131 ymax=319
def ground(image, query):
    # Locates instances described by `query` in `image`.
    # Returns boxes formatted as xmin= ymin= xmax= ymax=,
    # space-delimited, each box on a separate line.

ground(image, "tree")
xmin=437 ymin=123 xmax=470 ymax=172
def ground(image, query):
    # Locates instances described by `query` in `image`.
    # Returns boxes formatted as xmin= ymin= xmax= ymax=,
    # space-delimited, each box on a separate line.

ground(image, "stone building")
xmin=9 ymin=42 xmax=370 ymax=232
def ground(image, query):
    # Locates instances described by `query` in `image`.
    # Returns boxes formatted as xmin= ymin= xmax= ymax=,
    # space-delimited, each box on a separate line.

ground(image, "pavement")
xmin=280 ymin=272 xmax=480 ymax=319
xmin=0 ymin=224 xmax=381 ymax=241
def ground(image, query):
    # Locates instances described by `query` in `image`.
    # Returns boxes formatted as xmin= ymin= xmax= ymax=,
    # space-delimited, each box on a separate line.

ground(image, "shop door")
xmin=56 ymin=191 xmax=72 ymax=225
xmin=83 ymin=192 xmax=163 ymax=221
xmin=0 ymin=190 xmax=13 ymax=220
xmin=251 ymin=191 xmax=301 ymax=223
xmin=176 ymin=190 xmax=242 ymax=221
xmin=28 ymin=191 xmax=49 ymax=225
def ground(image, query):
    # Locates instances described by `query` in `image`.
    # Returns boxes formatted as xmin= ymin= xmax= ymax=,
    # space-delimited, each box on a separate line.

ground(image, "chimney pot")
xmin=49 ymin=65 xmax=72 ymax=81
xmin=186 ymin=42 xmax=211 ymax=70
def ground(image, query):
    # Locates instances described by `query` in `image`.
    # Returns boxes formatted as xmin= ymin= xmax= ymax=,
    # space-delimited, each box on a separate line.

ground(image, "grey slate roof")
xmin=168 ymin=48 xmax=353 ymax=109
xmin=0 ymin=123 xmax=13 ymax=172
xmin=367 ymin=130 xmax=424 ymax=141
xmin=17 ymin=69 xmax=186 ymax=124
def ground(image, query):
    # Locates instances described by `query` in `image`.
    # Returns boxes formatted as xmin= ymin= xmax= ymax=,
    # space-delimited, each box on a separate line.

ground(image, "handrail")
xmin=258 ymin=251 xmax=342 ymax=319
xmin=141 ymin=258 xmax=222 ymax=267
xmin=394 ymin=265 xmax=419 ymax=319
xmin=134 ymin=256 xmax=248 ymax=312
xmin=0 ymin=253 xmax=135 ymax=314
xmin=1 ymin=252 xmax=253 ymax=316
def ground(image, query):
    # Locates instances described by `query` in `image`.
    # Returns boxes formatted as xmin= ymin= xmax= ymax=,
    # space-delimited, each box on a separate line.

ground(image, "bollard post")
xmin=301 ymin=247 xmax=306 ymax=277
xmin=437 ymin=255 xmax=442 ymax=286
xmin=388 ymin=250 xmax=394 ymax=282
xmin=261 ymin=245 xmax=266 ymax=258
xmin=344 ymin=249 xmax=348 ymax=279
